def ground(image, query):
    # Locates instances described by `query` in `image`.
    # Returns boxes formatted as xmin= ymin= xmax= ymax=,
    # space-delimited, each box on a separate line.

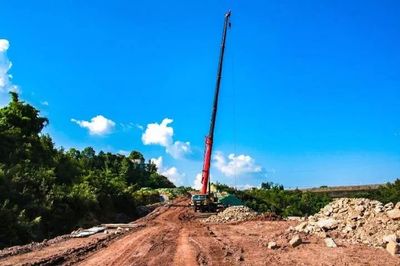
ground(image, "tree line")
xmin=0 ymin=93 xmax=174 ymax=248
xmin=215 ymin=179 xmax=400 ymax=217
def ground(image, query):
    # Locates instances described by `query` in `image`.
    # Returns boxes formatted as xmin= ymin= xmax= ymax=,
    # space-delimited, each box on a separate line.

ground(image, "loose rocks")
xmin=289 ymin=235 xmax=302 ymax=248
xmin=294 ymin=198 xmax=400 ymax=247
xmin=324 ymin=238 xmax=337 ymax=248
xmin=386 ymin=241 xmax=400 ymax=256
xmin=267 ymin=241 xmax=278 ymax=249
xmin=203 ymin=206 xmax=257 ymax=223
xmin=387 ymin=209 xmax=400 ymax=220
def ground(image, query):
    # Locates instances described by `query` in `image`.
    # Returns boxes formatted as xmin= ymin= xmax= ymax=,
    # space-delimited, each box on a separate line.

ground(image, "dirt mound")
xmin=203 ymin=205 xmax=258 ymax=223
xmin=292 ymin=198 xmax=400 ymax=247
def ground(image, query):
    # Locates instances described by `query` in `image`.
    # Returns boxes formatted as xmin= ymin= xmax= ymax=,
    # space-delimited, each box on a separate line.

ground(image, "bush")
xmin=214 ymin=183 xmax=331 ymax=217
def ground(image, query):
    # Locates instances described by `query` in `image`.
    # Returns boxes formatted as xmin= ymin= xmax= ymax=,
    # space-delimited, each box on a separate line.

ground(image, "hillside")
xmin=0 ymin=93 xmax=175 ymax=248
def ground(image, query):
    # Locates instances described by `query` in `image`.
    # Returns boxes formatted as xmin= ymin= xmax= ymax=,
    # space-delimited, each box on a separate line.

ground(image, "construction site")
xmin=1 ymin=2 xmax=400 ymax=265
xmin=1 ymin=196 xmax=400 ymax=265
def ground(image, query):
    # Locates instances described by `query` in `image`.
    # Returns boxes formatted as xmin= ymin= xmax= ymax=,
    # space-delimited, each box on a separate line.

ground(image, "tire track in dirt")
xmin=173 ymin=228 xmax=197 ymax=266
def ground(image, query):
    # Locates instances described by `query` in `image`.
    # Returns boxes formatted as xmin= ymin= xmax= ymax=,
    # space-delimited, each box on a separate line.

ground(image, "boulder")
xmin=324 ymin=238 xmax=337 ymax=248
xmin=317 ymin=219 xmax=338 ymax=230
xmin=383 ymin=234 xmax=397 ymax=243
xmin=295 ymin=222 xmax=307 ymax=231
xmin=267 ymin=241 xmax=278 ymax=249
xmin=289 ymin=235 xmax=302 ymax=248
xmin=386 ymin=241 xmax=400 ymax=256
xmin=384 ymin=203 xmax=394 ymax=211
xmin=387 ymin=209 xmax=400 ymax=220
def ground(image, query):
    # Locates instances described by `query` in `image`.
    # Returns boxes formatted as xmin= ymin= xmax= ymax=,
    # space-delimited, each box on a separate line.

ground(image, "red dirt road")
xmin=1 ymin=198 xmax=399 ymax=266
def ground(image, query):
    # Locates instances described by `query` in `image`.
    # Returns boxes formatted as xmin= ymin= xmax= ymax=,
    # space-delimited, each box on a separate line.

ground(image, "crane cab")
xmin=191 ymin=193 xmax=222 ymax=212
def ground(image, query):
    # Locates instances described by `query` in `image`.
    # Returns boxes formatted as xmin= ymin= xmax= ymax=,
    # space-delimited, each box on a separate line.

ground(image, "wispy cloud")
xmin=71 ymin=115 xmax=116 ymax=136
xmin=117 ymin=150 xmax=130 ymax=156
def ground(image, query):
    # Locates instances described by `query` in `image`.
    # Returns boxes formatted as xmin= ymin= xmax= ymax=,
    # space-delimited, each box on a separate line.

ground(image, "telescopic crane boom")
xmin=201 ymin=11 xmax=231 ymax=195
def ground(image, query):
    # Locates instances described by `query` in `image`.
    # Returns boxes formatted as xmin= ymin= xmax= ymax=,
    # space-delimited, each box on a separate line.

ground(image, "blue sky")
xmin=1 ymin=0 xmax=399 ymax=188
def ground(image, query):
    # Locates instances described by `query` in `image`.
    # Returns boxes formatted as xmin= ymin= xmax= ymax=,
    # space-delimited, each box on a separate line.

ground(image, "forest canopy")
xmin=0 ymin=92 xmax=175 ymax=248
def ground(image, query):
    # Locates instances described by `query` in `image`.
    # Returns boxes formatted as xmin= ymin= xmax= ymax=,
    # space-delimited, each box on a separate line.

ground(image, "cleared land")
xmin=0 ymin=197 xmax=399 ymax=266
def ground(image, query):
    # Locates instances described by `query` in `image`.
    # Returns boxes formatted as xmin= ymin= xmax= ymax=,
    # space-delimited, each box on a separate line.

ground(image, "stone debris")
xmin=386 ymin=241 xmax=400 ymax=256
xmin=101 ymin=223 xmax=142 ymax=229
xmin=324 ymin=237 xmax=337 ymax=248
xmin=289 ymin=235 xmax=302 ymax=248
xmin=293 ymin=198 xmax=400 ymax=247
xmin=70 ymin=226 xmax=106 ymax=238
xmin=267 ymin=241 xmax=278 ymax=249
xmin=383 ymin=234 xmax=398 ymax=243
xmin=387 ymin=209 xmax=400 ymax=220
xmin=203 ymin=206 xmax=257 ymax=223
xmin=287 ymin=216 xmax=305 ymax=221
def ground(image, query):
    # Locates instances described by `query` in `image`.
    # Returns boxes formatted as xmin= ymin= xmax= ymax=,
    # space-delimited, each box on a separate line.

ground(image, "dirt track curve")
xmin=1 ymin=197 xmax=399 ymax=266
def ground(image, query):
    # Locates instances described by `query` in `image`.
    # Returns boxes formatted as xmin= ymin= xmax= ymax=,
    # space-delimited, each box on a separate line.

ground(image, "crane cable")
xmin=229 ymin=21 xmax=238 ymax=190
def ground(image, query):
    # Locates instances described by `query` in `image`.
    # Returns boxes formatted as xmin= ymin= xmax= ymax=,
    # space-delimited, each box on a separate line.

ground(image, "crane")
xmin=192 ymin=11 xmax=231 ymax=212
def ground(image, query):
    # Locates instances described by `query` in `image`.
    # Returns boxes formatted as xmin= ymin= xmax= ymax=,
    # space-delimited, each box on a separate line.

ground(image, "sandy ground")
xmin=1 ymin=197 xmax=399 ymax=266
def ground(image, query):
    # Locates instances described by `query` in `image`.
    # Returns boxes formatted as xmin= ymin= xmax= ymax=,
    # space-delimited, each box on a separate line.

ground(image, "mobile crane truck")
xmin=191 ymin=11 xmax=231 ymax=212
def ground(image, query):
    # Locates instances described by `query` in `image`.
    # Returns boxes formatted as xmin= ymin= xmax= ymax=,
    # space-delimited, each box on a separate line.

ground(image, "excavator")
xmin=191 ymin=11 xmax=231 ymax=212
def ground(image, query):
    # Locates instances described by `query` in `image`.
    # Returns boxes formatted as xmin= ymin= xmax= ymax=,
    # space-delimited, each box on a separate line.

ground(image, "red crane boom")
xmin=201 ymin=11 xmax=231 ymax=195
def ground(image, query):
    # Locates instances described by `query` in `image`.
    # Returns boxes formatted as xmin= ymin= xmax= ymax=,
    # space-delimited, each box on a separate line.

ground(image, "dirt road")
xmin=1 ymin=198 xmax=399 ymax=266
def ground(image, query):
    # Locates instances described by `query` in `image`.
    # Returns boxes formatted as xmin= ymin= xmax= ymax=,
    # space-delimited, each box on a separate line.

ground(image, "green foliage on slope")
xmin=214 ymin=182 xmax=331 ymax=217
xmin=0 ymin=93 xmax=174 ymax=248
xmin=364 ymin=180 xmax=400 ymax=204
xmin=215 ymin=179 xmax=400 ymax=217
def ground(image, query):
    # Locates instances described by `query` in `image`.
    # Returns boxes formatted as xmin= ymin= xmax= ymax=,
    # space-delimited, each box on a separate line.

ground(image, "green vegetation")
xmin=0 ymin=93 xmax=175 ymax=248
xmin=215 ymin=179 xmax=400 ymax=217
xmin=156 ymin=187 xmax=192 ymax=200
xmin=363 ymin=180 xmax=400 ymax=204
xmin=214 ymin=182 xmax=331 ymax=217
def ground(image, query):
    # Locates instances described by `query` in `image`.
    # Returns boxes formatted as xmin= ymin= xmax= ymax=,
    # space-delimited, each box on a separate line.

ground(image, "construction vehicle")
xmin=191 ymin=11 xmax=231 ymax=212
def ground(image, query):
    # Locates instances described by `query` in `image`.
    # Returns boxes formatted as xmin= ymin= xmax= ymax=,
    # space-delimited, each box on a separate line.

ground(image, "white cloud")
xmin=142 ymin=118 xmax=191 ymax=159
xmin=193 ymin=173 xmax=203 ymax=190
xmin=213 ymin=151 xmax=262 ymax=177
xmin=0 ymin=40 xmax=9 ymax=52
xmin=0 ymin=39 xmax=18 ymax=94
xmin=142 ymin=118 xmax=173 ymax=146
xmin=150 ymin=156 xmax=185 ymax=186
xmin=71 ymin=115 xmax=116 ymax=135
xmin=117 ymin=150 xmax=130 ymax=156
xmin=166 ymin=141 xmax=192 ymax=159
xmin=236 ymin=184 xmax=256 ymax=190
xmin=41 ymin=101 xmax=49 ymax=106
xmin=150 ymin=156 xmax=163 ymax=170
xmin=161 ymin=167 xmax=185 ymax=186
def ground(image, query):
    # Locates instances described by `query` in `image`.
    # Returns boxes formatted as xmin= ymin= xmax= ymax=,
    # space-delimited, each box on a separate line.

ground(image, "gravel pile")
xmin=203 ymin=206 xmax=258 ymax=223
xmin=292 ymin=198 xmax=400 ymax=247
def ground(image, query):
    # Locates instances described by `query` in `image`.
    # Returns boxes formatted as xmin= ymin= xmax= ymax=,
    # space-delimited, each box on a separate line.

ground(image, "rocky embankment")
xmin=292 ymin=198 xmax=400 ymax=249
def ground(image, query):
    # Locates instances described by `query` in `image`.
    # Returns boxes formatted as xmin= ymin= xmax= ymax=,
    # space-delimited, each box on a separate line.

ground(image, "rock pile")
xmin=293 ymin=198 xmax=400 ymax=247
xmin=203 ymin=206 xmax=258 ymax=223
